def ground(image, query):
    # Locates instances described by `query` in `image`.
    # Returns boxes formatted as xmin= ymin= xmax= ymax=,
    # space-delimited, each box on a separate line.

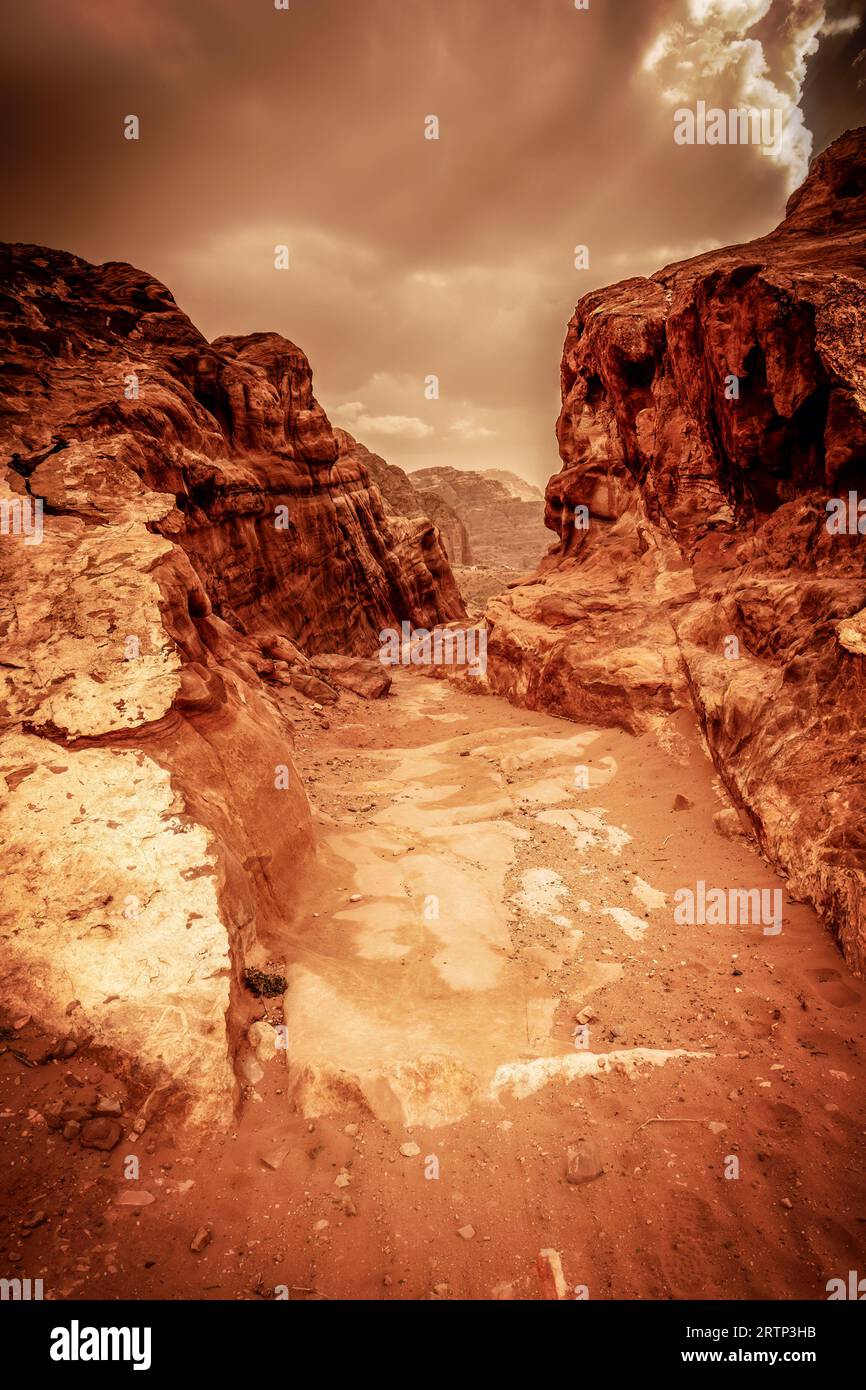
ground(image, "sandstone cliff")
xmin=480 ymin=469 xmax=544 ymax=503
xmin=482 ymin=126 xmax=866 ymax=972
xmin=0 ymin=243 xmax=463 ymax=1122
xmin=409 ymin=464 xmax=551 ymax=570
xmin=333 ymin=429 xmax=472 ymax=575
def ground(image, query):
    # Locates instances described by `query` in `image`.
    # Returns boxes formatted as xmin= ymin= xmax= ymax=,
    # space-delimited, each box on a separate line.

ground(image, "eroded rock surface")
xmin=0 ymin=242 xmax=463 ymax=1120
xmin=335 ymin=430 xmax=472 ymax=576
xmin=410 ymin=464 xmax=551 ymax=570
xmin=483 ymin=126 xmax=866 ymax=972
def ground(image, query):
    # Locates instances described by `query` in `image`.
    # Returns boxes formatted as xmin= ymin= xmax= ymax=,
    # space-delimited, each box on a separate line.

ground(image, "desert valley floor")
xmin=2 ymin=671 xmax=865 ymax=1302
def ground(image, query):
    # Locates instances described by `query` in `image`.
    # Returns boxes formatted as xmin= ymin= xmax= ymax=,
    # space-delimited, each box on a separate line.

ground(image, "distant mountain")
xmin=480 ymin=469 xmax=544 ymax=502
xmin=408 ymin=464 xmax=551 ymax=570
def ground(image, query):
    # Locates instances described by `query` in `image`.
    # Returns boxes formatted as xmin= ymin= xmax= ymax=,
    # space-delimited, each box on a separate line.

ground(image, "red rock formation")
xmin=333 ymin=429 xmax=468 ymax=606
xmin=0 ymin=248 xmax=464 ymax=654
xmin=484 ymin=126 xmax=866 ymax=972
xmin=410 ymin=465 xmax=551 ymax=570
xmin=0 ymin=243 xmax=463 ymax=1121
xmin=336 ymin=428 xmax=472 ymax=566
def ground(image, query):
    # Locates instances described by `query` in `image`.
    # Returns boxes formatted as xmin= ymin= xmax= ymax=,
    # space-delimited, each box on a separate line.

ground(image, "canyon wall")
xmin=483 ymin=126 xmax=866 ymax=973
xmin=334 ymin=429 xmax=472 ymax=579
xmin=410 ymin=464 xmax=551 ymax=570
xmin=0 ymin=243 xmax=462 ymax=1121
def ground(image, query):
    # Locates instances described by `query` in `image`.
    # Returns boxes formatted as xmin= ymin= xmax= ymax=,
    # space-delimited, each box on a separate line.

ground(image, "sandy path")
xmin=3 ymin=670 xmax=865 ymax=1300
xmin=282 ymin=675 xmax=710 ymax=1126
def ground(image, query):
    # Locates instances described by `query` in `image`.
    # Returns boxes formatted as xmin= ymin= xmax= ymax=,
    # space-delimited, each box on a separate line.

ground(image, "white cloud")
xmin=820 ymin=15 xmax=861 ymax=36
xmin=330 ymin=401 xmax=434 ymax=440
xmin=450 ymin=417 xmax=498 ymax=441
xmin=644 ymin=0 xmax=829 ymax=191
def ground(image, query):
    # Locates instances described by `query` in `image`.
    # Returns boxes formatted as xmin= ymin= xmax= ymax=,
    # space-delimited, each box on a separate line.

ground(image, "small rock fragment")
xmin=566 ymin=1144 xmax=604 ymax=1185
xmin=537 ymin=1248 xmax=568 ymax=1300
xmin=190 ymin=1225 xmax=213 ymax=1253
xmin=248 ymin=1021 xmax=281 ymax=1064
xmin=96 ymin=1096 xmax=123 ymax=1117
xmin=260 ymin=1142 xmax=290 ymax=1171
xmin=79 ymin=1117 xmax=123 ymax=1151
xmin=115 ymin=1189 xmax=155 ymax=1207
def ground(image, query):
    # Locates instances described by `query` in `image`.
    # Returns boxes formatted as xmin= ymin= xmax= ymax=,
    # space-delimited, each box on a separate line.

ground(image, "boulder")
xmin=310 ymin=654 xmax=392 ymax=699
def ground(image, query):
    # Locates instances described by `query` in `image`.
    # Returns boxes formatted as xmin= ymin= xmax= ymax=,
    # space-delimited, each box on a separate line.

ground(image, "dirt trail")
xmin=3 ymin=671 xmax=866 ymax=1300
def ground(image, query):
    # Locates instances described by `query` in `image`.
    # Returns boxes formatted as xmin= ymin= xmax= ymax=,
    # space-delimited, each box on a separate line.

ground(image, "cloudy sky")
xmin=3 ymin=0 xmax=864 ymax=485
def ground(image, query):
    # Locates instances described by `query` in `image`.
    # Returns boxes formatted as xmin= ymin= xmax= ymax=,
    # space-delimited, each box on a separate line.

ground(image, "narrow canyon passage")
xmin=8 ymin=671 xmax=863 ymax=1302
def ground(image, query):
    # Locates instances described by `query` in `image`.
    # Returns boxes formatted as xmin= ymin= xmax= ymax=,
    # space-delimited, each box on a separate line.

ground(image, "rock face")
xmin=333 ymin=429 xmax=469 ymax=594
xmin=0 ymin=242 xmax=463 ymax=1122
xmin=481 ymin=469 xmax=544 ymax=503
xmin=409 ymin=465 xmax=551 ymax=570
xmin=483 ymin=126 xmax=866 ymax=973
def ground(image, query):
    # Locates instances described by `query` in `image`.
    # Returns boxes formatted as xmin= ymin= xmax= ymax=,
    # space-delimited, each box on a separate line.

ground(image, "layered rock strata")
xmin=410 ymin=464 xmax=551 ymax=570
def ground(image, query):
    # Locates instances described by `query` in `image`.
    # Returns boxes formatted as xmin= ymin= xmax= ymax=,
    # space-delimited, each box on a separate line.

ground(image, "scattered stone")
xmin=248 ymin=1020 xmax=281 ymax=1064
xmin=566 ymin=1144 xmax=604 ymax=1186
xmin=260 ymin=1142 xmax=290 ymax=1171
xmin=190 ymin=1226 xmax=213 ymax=1253
xmin=334 ymin=1171 xmax=351 ymax=1188
xmin=707 ymin=1122 xmax=727 ymax=1136
xmin=400 ymin=1142 xmax=421 ymax=1157
xmin=79 ymin=1117 xmax=123 ymax=1151
xmin=673 ymin=794 xmax=693 ymax=811
xmin=575 ymin=1006 xmax=597 ymax=1026
xmin=115 ymin=1189 xmax=155 ymax=1207
xmin=457 ymin=1225 xmax=476 ymax=1240
xmin=62 ymin=1121 xmax=81 ymax=1141
xmin=344 ymin=1124 xmax=359 ymax=1138
xmin=95 ymin=1096 xmax=123 ymax=1116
